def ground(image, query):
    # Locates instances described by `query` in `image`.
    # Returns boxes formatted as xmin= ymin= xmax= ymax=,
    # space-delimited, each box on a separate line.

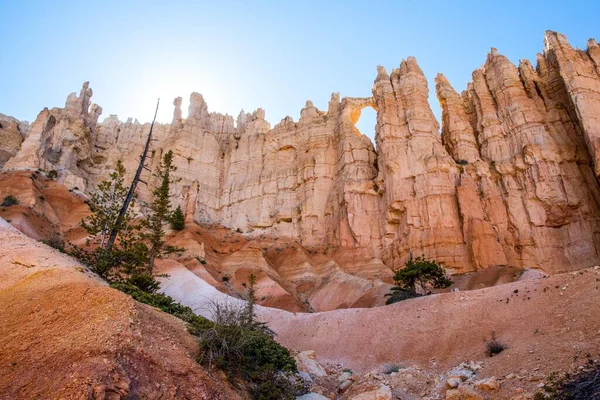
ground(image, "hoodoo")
xmin=4 ymin=32 xmax=600 ymax=277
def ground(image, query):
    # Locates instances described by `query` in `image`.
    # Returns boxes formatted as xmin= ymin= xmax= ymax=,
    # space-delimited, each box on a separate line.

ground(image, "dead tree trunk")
xmin=105 ymin=99 xmax=160 ymax=252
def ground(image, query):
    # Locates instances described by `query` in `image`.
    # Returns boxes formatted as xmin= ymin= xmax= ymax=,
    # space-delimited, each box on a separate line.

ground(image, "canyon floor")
xmin=160 ymin=253 xmax=600 ymax=399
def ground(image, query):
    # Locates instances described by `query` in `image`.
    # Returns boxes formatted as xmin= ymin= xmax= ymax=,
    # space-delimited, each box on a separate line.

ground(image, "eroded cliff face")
xmin=4 ymin=31 xmax=600 ymax=276
xmin=0 ymin=113 xmax=28 ymax=168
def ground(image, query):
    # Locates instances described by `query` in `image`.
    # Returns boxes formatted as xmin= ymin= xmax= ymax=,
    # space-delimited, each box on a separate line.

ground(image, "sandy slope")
xmin=0 ymin=218 xmax=240 ymax=399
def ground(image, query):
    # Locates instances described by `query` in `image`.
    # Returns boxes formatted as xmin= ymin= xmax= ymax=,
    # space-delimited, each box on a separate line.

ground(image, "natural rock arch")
xmin=341 ymin=97 xmax=378 ymax=144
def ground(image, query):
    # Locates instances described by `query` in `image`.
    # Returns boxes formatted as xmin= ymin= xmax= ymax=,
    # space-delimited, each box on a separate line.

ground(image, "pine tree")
xmin=170 ymin=205 xmax=185 ymax=230
xmin=244 ymin=273 xmax=257 ymax=326
xmin=145 ymin=150 xmax=178 ymax=273
xmin=385 ymin=255 xmax=452 ymax=304
xmin=79 ymin=160 xmax=148 ymax=277
xmin=81 ymin=160 xmax=128 ymax=248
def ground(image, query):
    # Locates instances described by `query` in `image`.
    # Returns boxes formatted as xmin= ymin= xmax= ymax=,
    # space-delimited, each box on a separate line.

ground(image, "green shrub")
xmin=47 ymin=170 xmax=58 ymax=179
xmin=534 ymin=360 xmax=600 ymax=400
xmin=385 ymin=287 xmax=420 ymax=305
xmin=110 ymin=282 xmax=213 ymax=334
xmin=195 ymin=256 xmax=207 ymax=264
xmin=391 ymin=255 xmax=452 ymax=296
xmin=198 ymin=275 xmax=301 ymax=399
xmin=42 ymin=235 xmax=66 ymax=253
xmin=111 ymin=274 xmax=301 ymax=400
xmin=1 ymin=195 xmax=19 ymax=207
xmin=382 ymin=364 xmax=402 ymax=374
xmin=126 ymin=273 xmax=160 ymax=293
xmin=199 ymin=306 xmax=299 ymax=399
xmin=485 ymin=331 xmax=506 ymax=357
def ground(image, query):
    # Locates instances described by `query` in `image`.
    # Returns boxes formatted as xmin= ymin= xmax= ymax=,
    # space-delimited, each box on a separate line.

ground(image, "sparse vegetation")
xmin=534 ymin=359 xmax=600 ymax=400
xmin=386 ymin=255 xmax=452 ymax=304
xmin=485 ymin=331 xmax=506 ymax=357
xmin=1 ymin=195 xmax=19 ymax=207
xmin=42 ymin=235 xmax=66 ymax=253
xmin=111 ymin=282 xmax=213 ymax=335
xmin=222 ymin=273 xmax=231 ymax=282
xmin=114 ymin=272 xmax=302 ymax=400
xmin=382 ymin=364 xmax=402 ymax=374
xmin=385 ymin=287 xmax=420 ymax=304
xmin=47 ymin=170 xmax=58 ymax=179
xmin=195 ymin=255 xmax=207 ymax=265
xmin=198 ymin=274 xmax=302 ymax=399
xmin=38 ymin=195 xmax=45 ymax=202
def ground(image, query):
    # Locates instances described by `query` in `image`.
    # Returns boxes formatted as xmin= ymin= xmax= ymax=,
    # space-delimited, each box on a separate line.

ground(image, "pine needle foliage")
xmin=170 ymin=205 xmax=185 ymax=230
xmin=78 ymin=160 xmax=148 ymax=278
xmin=386 ymin=255 xmax=452 ymax=304
xmin=144 ymin=150 xmax=179 ymax=273
xmin=81 ymin=160 xmax=130 ymax=248
xmin=198 ymin=273 xmax=301 ymax=399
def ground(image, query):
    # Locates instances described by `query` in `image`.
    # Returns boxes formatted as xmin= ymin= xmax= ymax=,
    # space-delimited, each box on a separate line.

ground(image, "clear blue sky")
xmin=1 ymin=0 xmax=599 ymax=142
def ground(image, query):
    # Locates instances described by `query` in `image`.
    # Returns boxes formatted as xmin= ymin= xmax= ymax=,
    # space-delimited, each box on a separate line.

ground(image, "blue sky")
xmin=1 ymin=0 xmax=599 ymax=142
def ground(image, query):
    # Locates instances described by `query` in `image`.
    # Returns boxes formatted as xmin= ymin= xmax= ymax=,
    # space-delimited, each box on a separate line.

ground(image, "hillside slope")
xmin=0 ymin=218 xmax=240 ymax=399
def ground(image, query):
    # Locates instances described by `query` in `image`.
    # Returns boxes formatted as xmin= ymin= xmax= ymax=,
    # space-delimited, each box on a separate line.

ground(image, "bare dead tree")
xmin=105 ymin=99 xmax=159 ymax=252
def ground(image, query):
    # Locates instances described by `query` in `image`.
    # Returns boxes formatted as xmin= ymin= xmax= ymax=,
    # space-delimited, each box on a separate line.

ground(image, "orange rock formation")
xmin=3 ymin=31 xmax=600 ymax=281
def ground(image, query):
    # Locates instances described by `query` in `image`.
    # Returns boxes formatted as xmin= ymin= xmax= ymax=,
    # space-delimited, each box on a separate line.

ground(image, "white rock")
xmin=297 ymin=393 xmax=330 ymax=400
xmin=446 ymin=377 xmax=462 ymax=388
xmin=350 ymin=385 xmax=392 ymax=400
xmin=295 ymin=350 xmax=327 ymax=377
xmin=474 ymin=377 xmax=500 ymax=391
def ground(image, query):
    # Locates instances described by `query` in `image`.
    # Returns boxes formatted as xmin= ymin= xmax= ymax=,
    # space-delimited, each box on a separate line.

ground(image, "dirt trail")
xmin=0 ymin=218 xmax=240 ymax=399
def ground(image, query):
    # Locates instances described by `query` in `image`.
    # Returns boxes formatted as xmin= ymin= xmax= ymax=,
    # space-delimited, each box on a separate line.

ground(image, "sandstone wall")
xmin=0 ymin=113 xmax=28 ymax=167
xmin=4 ymin=31 xmax=600 ymax=275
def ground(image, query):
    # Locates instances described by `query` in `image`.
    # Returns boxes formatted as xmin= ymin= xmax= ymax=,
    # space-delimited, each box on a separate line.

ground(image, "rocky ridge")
xmin=3 ymin=31 xmax=600 ymax=278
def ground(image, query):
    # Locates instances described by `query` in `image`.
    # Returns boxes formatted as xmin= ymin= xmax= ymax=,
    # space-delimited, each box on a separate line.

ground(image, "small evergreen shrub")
xmin=126 ymin=273 xmax=160 ymax=293
xmin=198 ymin=275 xmax=301 ymax=400
xmin=485 ymin=331 xmax=506 ymax=357
xmin=386 ymin=255 xmax=452 ymax=303
xmin=534 ymin=359 xmax=600 ymax=400
xmin=110 ymin=282 xmax=213 ymax=334
xmin=170 ymin=205 xmax=185 ymax=230
xmin=47 ymin=170 xmax=58 ymax=179
xmin=1 ymin=195 xmax=19 ymax=207
xmin=382 ymin=364 xmax=402 ymax=374
xmin=385 ymin=288 xmax=420 ymax=305
xmin=42 ymin=235 xmax=66 ymax=253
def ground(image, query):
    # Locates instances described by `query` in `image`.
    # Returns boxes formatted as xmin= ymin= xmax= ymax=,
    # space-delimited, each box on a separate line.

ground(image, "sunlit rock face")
xmin=0 ymin=113 xmax=28 ymax=167
xmin=4 ymin=31 xmax=600 ymax=276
